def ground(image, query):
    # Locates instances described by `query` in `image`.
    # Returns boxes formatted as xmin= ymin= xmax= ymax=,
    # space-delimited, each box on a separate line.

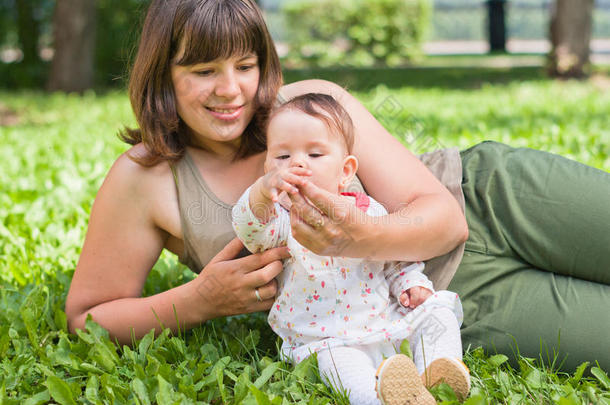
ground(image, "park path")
xmin=424 ymin=39 xmax=610 ymax=66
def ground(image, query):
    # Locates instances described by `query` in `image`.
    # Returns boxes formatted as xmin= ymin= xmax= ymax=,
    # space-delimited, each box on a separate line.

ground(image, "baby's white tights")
xmin=411 ymin=306 xmax=463 ymax=373
xmin=316 ymin=307 xmax=462 ymax=405
xmin=317 ymin=345 xmax=381 ymax=405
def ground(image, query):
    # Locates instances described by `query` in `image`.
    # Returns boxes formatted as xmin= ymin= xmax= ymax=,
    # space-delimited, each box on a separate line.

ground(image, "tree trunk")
xmin=16 ymin=0 xmax=40 ymax=65
xmin=548 ymin=0 xmax=593 ymax=78
xmin=487 ymin=0 xmax=506 ymax=53
xmin=47 ymin=0 xmax=96 ymax=92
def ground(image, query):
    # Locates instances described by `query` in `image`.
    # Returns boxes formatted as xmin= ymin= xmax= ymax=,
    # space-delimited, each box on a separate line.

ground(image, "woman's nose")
xmin=215 ymin=71 xmax=240 ymax=98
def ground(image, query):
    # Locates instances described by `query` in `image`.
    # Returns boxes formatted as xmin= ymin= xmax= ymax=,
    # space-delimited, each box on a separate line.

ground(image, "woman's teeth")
xmin=206 ymin=105 xmax=243 ymax=121
xmin=208 ymin=107 xmax=238 ymax=113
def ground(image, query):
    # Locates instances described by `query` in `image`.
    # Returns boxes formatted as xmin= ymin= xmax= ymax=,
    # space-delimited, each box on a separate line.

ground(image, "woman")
xmin=65 ymin=0 xmax=609 ymax=372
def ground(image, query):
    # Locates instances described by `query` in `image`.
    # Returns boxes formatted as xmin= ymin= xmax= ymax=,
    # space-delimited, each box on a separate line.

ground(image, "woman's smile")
xmin=206 ymin=104 xmax=245 ymax=121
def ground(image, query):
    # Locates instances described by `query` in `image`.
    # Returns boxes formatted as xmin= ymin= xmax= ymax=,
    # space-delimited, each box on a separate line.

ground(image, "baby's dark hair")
xmin=269 ymin=93 xmax=355 ymax=153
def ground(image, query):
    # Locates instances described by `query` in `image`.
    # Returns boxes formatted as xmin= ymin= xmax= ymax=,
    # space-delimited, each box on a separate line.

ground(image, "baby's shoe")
xmin=375 ymin=354 xmax=436 ymax=405
xmin=421 ymin=358 xmax=470 ymax=401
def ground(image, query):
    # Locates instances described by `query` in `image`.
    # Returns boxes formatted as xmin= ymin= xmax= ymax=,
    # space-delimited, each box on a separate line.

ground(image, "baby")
xmin=232 ymin=93 xmax=470 ymax=405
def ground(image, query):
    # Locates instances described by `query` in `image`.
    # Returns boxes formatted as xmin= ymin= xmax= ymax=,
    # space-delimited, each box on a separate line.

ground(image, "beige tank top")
xmin=169 ymin=93 xmax=466 ymax=290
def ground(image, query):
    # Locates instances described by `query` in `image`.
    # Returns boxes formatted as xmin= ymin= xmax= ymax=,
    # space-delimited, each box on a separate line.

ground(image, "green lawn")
xmin=1 ymin=70 xmax=609 ymax=404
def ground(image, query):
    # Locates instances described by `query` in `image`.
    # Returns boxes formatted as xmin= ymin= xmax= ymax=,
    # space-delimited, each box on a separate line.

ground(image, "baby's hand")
xmin=259 ymin=167 xmax=312 ymax=202
xmin=399 ymin=286 xmax=433 ymax=309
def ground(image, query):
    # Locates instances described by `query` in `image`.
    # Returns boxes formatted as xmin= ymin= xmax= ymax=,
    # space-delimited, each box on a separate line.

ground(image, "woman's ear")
xmin=339 ymin=155 xmax=359 ymax=189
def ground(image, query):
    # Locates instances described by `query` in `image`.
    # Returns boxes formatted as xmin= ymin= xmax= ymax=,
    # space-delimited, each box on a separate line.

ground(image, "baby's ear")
xmin=340 ymin=155 xmax=358 ymax=189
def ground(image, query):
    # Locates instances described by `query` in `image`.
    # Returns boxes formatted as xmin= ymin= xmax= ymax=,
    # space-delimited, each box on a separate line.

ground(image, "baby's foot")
xmin=421 ymin=358 xmax=471 ymax=401
xmin=375 ymin=354 xmax=436 ymax=405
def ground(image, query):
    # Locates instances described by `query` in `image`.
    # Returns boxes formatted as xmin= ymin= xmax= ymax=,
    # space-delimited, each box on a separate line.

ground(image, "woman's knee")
xmin=460 ymin=140 xmax=511 ymax=160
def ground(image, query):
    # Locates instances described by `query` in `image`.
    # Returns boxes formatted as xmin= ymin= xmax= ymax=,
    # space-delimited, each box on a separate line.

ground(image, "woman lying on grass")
xmin=65 ymin=0 xmax=609 ymax=388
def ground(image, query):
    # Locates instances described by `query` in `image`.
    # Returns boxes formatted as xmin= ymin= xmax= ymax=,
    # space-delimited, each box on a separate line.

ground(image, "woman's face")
xmin=171 ymin=51 xmax=260 ymax=150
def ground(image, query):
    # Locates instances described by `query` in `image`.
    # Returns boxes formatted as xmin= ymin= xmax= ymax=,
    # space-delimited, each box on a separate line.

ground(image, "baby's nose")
xmin=290 ymin=157 xmax=306 ymax=168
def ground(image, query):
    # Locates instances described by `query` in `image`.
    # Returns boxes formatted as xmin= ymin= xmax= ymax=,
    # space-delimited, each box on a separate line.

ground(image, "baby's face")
xmin=265 ymin=109 xmax=353 ymax=194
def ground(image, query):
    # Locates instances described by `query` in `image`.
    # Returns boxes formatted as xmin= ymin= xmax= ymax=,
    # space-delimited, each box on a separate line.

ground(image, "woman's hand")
xmin=399 ymin=287 xmax=433 ymax=309
xmin=286 ymin=180 xmax=371 ymax=258
xmin=193 ymin=238 xmax=290 ymax=318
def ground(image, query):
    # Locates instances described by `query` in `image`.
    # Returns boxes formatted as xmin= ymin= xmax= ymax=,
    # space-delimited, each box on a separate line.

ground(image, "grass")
xmin=1 ymin=69 xmax=609 ymax=404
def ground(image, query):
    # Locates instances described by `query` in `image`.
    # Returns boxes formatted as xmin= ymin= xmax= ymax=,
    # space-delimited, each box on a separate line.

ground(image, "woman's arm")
xmin=65 ymin=146 xmax=288 ymax=344
xmin=279 ymin=80 xmax=468 ymax=261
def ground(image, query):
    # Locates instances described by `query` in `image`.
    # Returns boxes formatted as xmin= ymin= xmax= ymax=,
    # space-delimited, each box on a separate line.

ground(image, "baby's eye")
xmin=309 ymin=153 xmax=323 ymax=158
xmin=276 ymin=155 xmax=290 ymax=160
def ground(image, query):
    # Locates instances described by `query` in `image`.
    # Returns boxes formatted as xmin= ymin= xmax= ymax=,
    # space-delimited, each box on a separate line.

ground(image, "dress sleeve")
xmin=231 ymin=186 xmax=290 ymax=253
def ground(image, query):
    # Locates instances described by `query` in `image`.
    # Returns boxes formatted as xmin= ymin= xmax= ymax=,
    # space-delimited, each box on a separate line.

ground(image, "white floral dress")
xmin=232 ymin=187 xmax=463 ymax=363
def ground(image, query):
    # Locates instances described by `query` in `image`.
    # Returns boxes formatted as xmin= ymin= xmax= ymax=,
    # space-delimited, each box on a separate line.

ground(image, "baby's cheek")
xmin=264 ymin=159 xmax=277 ymax=172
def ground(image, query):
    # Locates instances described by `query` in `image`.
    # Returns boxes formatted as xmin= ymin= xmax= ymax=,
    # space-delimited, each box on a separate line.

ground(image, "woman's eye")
xmin=238 ymin=65 xmax=255 ymax=71
xmin=194 ymin=69 xmax=213 ymax=76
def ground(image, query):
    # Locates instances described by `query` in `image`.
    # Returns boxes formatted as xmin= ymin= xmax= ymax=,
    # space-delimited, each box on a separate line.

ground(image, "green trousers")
xmin=448 ymin=141 xmax=610 ymax=371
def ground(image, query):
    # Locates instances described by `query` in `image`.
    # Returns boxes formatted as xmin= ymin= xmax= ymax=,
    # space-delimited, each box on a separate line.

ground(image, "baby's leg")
xmin=317 ymin=346 xmax=381 ymax=405
xmin=411 ymin=306 xmax=463 ymax=373
xmin=411 ymin=306 xmax=470 ymax=400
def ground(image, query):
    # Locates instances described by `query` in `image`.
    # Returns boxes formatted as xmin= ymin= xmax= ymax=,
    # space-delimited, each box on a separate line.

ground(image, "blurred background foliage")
xmin=0 ymin=0 xmax=147 ymax=89
xmin=94 ymin=0 xmax=147 ymax=86
xmin=282 ymin=0 xmax=431 ymax=68
xmin=0 ymin=0 xmax=609 ymax=89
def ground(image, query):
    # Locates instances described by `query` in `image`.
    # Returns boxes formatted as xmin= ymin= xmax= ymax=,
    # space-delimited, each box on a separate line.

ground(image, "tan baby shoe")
xmin=421 ymin=357 xmax=471 ymax=401
xmin=375 ymin=354 xmax=436 ymax=405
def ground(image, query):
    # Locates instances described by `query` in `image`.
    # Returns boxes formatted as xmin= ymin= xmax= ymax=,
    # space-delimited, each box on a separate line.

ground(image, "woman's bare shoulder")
xmin=103 ymin=143 xmax=180 ymax=238
xmin=110 ymin=143 xmax=171 ymax=180
xmin=106 ymin=144 xmax=174 ymax=194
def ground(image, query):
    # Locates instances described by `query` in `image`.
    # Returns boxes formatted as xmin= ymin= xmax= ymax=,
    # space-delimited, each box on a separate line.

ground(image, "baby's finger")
xmin=276 ymin=180 xmax=299 ymax=195
xmin=262 ymin=174 xmax=281 ymax=194
xmin=406 ymin=288 xmax=420 ymax=306
xmin=399 ymin=292 xmax=410 ymax=307
xmin=270 ymin=188 xmax=279 ymax=202
xmin=280 ymin=172 xmax=310 ymax=188
xmin=411 ymin=288 xmax=432 ymax=308
xmin=411 ymin=295 xmax=424 ymax=308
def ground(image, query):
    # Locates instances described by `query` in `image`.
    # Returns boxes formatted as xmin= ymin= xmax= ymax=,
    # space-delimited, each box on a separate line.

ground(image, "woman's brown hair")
xmin=120 ymin=0 xmax=282 ymax=166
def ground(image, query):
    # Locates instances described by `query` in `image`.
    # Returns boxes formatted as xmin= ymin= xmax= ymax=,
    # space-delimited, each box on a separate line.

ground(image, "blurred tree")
xmin=2 ymin=0 xmax=147 ymax=89
xmin=16 ymin=0 xmax=40 ymax=65
xmin=95 ymin=0 xmax=148 ymax=87
xmin=47 ymin=0 xmax=96 ymax=92
xmin=548 ymin=0 xmax=593 ymax=78
xmin=487 ymin=0 xmax=506 ymax=52
xmin=0 ymin=0 xmax=51 ymax=87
